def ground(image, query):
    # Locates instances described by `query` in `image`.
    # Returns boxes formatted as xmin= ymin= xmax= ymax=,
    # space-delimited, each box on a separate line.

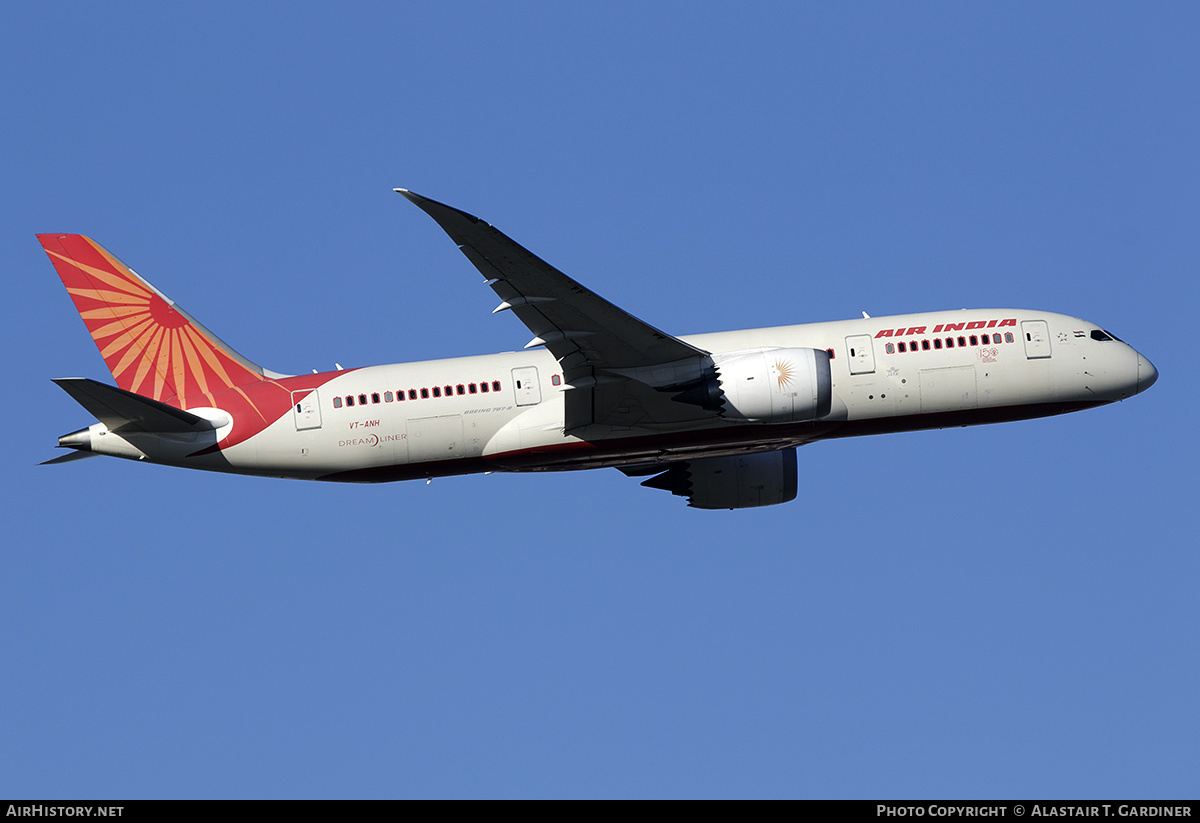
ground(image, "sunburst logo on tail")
xmin=39 ymin=234 xmax=266 ymax=410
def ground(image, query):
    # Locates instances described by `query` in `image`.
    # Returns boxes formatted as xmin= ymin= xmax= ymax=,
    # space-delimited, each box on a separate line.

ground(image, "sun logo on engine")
xmin=774 ymin=358 xmax=795 ymax=389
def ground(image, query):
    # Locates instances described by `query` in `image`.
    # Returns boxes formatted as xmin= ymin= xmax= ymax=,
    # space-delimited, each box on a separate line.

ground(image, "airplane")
xmin=39 ymin=189 xmax=1158 ymax=509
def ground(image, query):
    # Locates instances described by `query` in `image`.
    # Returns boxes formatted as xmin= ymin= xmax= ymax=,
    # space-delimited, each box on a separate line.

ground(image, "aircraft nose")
xmin=1136 ymin=352 xmax=1158 ymax=394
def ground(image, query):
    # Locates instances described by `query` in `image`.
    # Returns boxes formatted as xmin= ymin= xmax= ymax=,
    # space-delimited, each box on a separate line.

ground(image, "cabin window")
xmin=444 ymin=385 xmax=453 ymax=396
xmin=980 ymin=334 xmax=990 ymax=345
xmin=957 ymin=337 xmax=966 ymax=348
xmin=432 ymin=386 xmax=441 ymax=397
xmin=371 ymin=393 xmax=380 ymax=404
xmin=551 ymin=375 xmax=561 ymax=386
xmin=885 ymin=343 xmax=895 ymax=354
xmin=346 ymin=395 xmax=355 ymax=407
xmin=469 ymin=383 xmax=477 ymax=394
xmin=933 ymin=338 xmax=942 ymax=349
xmin=480 ymin=382 xmax=489 ymax=393
xmin=493 ymin=381 xmax=501 ymax=391
xmin=409 ymin=389 xmax=418 ymax=400
xmin=333 ymin=396 xmax=343 ymax=408
xmin=969 ymin=336 xmax=978 ymax=346
xmin=921 ymin=339 xmax=930 ymax=351
xmin=898 ymin=342 xmax=907 ymax=353
xmin=1005 ymin=333 xmax=1014 ymax=343
xmin=384 ymin=391 xmax=393 ymax=402
xmin=457 ymin=384 xmax=465 ymax=395
xmin=420 ymin=388 xmax=429 ymax=399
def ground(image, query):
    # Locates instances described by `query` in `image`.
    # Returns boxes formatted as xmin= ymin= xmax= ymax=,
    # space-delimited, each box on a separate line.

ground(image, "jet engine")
xmin=704 ymin=347 xmax=832 ymax=423
xmin=641 ymin=449 xmax=799 ymax=509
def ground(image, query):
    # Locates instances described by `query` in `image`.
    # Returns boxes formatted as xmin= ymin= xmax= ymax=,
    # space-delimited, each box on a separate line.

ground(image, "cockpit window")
xmin=1091 ymin=329 xmax=1122 ymax=342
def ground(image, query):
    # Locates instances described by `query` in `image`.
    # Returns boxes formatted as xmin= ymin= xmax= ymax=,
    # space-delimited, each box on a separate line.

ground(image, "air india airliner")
xmin=39 ymin=189 xmax=1158 ymax=508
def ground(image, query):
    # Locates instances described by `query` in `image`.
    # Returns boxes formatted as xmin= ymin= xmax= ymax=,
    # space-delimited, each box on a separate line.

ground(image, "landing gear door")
xmin=845 ymin=335 xmax=875 ymax=375
xmin=512 ymin=367 xmax=541 ymax=407
xmin=292 ymin=389 xmax=322 ymax=430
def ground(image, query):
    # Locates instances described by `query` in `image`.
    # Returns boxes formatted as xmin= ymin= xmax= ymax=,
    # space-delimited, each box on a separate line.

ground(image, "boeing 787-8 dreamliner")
xmin=39 ymin=189 xmax=1157 ymax=508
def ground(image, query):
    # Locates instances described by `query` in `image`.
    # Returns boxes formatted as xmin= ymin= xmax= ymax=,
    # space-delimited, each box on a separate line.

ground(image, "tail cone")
xmin=58 ymin=427 xmax=92 ymax=451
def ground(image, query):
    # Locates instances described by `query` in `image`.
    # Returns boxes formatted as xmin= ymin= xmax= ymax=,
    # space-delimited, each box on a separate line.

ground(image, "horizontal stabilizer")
xmin=39 ymin=450 xmax=100 ymax=466
xmin=53 ymin=378 xmax=218 ymax=433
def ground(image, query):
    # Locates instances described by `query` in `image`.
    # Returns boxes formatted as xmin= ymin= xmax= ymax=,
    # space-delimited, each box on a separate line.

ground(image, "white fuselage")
xmin=83 ymin=308 xmax=1154 ymax=482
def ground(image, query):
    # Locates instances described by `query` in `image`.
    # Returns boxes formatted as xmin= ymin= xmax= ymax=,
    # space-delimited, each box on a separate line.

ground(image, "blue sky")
xmin=3 ymin=2 xmax=1197 ymax=799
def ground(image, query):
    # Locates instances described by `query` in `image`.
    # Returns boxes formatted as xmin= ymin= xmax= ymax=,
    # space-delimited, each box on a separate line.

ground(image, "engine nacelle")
xmin=713 ymin=347 xmax=832 ymax=423
xmin=642 ymin=449 xmax=799 ymax=509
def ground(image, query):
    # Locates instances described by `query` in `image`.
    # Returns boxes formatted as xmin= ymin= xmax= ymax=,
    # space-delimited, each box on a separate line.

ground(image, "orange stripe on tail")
xmin=38 ymin=235 xmax=268 ymax=407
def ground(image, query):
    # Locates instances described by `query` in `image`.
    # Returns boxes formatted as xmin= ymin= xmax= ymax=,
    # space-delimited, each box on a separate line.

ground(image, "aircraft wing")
xmin=397 ymin=190 xmax=718 ymax=433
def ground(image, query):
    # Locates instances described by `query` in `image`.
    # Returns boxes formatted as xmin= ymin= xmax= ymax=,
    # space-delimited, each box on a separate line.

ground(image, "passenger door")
xmin=845 ymin=335 xmax=875 ymax=375
xmin=512 ymin=367 xmax=541 ymax=406
xmin=291 ymin=389 xmax=322 ymax=431
xmin=1021 ymin=320 xmax=1052 ymax=359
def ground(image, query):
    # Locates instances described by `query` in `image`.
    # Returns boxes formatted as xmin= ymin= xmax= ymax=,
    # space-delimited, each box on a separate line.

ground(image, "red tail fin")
xmin=39 ymin=234 xmax=269 ymax=407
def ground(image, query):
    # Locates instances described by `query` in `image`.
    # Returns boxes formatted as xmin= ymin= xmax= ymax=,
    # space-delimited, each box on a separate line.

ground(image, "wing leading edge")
xmin=396 ymin=189 xmax=720 ymax=434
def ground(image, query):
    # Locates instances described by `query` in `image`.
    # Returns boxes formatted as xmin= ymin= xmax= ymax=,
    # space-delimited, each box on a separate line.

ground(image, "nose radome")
xmin=1136 ymin=353 xmax=1158 ymax=394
